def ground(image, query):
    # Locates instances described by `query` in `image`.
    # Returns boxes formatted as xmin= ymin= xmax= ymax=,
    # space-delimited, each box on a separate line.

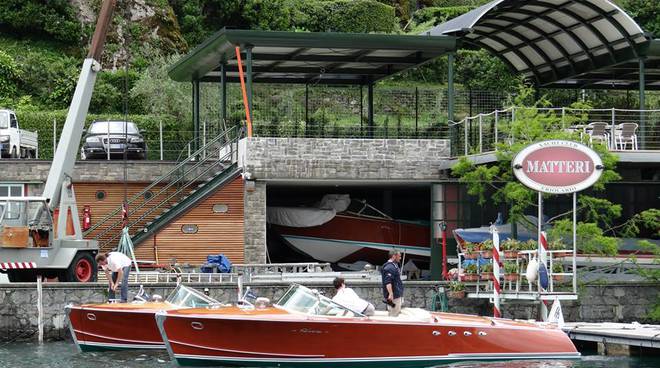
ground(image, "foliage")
xmin=618 ymin=0 xmax=660 ymax=36
xmin=448 ymin=280 xmax=465 ymax=291
xmin=294 ymin=0 xmax=398 ymax=33
xmin=481 ymin=263 xmax=493 ymax=273
xmin=455 ymin=50 xmax=522 ymax=92
xmin=480 ymin=239 xmax=493 ymax=250
xmin=501 ymin=239 xmax=521 ymax=251
xmin=412 ymin=6 xmax=474 ymax=26
xmin=521 ymin=239 xmax=538 ymax=251
xmin=0 ymin=50 xmax=19 ymax=100
xmin=0 ymin=0 xmax=82 ymax=43
xmin=503 ymin=261 xmax=518 ymax=274
xmin=464 ymin=263 xmax=478 ymax=274
xmin=129 ymin=53 xmax=191 ymax=121
xmin=549 ymin=220 xmax=619 ymax=256
xmin=619 ymin=208 xmax=660 ymax=238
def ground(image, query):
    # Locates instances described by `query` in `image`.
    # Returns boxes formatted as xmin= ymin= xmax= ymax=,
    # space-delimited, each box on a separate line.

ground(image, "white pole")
xmin=572 ymin=192 xmax=577 ymax=293
xmin=464 ymin=121 xmax=468 ymax=156
xmin=538 ymin=192 xmax=548 ymax=321
xmin=492 ymin=226 xmax=501 ymax=318
xmin=611 ymin=108 xmax=616 ymax=149
xmin=106 ymin=121 xmax=110 ymax=160
xmin=478 ymin=114 xmax=483 ymax=153
xmin=53 ymin=118 xmax=57 ymax=158
xmin=494 ymin=110 xmax=499 ymax=145
xmin=203 ymin=120 xmax=207 ymax=159
xmin=159 ymin=120 xmax=163 ymax=161
xmin=37 ymin=277 xmax=43 ymax=343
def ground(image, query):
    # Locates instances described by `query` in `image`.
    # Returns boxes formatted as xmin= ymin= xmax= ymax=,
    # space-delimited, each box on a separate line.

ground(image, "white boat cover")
xmin=267 ymin=194 xmax=351 ymax=228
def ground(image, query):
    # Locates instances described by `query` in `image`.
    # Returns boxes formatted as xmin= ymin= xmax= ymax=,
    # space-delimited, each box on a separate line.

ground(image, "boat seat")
xmin=370 ymin=308 xmax=434 ymax=322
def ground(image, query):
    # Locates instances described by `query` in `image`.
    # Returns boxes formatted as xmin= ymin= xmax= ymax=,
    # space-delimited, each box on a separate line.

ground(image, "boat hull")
xmin=273 ymin=214 xmax=430 ymax=265
xmin=66 ymin=303 xmax=171 ymax=351
xmin=156 ymin=309 xmax=579 ymax=367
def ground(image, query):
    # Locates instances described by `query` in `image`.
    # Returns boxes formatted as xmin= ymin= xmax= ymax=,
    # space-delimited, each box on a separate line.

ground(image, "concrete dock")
xmin=563 ymin=322 xmax=660 ymax=354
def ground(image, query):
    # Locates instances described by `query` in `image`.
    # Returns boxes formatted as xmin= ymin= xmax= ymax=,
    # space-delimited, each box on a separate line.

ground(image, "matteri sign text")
xmin=512 ymin=140 xmax=603 ymax=194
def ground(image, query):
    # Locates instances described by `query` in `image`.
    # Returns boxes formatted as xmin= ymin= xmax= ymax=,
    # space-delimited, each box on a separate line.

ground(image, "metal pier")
xmin=563 ymin=322 xmax=660 ymax=349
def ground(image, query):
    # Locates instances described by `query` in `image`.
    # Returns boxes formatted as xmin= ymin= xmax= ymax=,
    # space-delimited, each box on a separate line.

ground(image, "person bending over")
xmin=96 ymin=252 xmax=132 ymax=303
xmin=332 ymin=277 xmax=375 ymax=316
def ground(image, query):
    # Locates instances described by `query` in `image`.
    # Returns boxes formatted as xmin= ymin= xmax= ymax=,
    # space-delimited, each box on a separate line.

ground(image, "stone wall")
xmin=242 ymin=138 xmax=451 ymax=181
xmin=1 ymin=281 xmax=657 ymax=342
xmin=243 ymin=181 xmax=267 ymax=263
xmin=0 ymin=161 xmax=180 ymax=185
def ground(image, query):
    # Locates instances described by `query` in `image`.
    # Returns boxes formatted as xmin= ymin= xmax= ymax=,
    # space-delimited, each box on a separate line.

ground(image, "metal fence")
xmin=449 ymin=107 xmax=660 ymax=157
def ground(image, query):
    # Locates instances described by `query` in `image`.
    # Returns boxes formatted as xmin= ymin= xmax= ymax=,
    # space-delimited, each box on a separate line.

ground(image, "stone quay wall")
xmin=1 ymin=281 xmax=657 ymax=342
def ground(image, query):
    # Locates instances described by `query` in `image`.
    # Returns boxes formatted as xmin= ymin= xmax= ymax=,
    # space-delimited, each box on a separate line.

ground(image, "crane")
xmin=0 ymin=0 xmax=117 ymax=282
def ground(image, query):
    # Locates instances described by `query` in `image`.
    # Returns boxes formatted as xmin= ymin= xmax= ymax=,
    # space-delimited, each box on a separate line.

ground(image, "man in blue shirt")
xmin=382 ymin=249 xmax=404 ymax=316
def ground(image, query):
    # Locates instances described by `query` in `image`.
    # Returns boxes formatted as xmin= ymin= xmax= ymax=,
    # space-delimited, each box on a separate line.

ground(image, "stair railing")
xmin=87 ymin=126 xmax=242 ymax=249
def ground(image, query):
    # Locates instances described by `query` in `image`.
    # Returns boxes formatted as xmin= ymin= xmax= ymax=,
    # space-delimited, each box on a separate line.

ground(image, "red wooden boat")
xmin=66 ymin=284 xmax=220 ymax=351
xmin=156 ymin=284 xmax=579 ymax=367
xmin=270 ymin=199 xmax=430 ymax=266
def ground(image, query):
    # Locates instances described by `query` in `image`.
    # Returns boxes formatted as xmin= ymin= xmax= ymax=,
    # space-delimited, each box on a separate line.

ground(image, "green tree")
xmin=0 ymin=0 xmax=82 ymax=43
xmin=451 ymin=86 xmax=623 ymax=255
xmin=0 ymin=50 xmax=20 ymax=100
xmin=618 ymin=0 xmax=660 ymax=35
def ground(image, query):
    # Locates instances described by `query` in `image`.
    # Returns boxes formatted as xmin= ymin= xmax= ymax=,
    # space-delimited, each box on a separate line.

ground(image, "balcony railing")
xmin=449 ymin=107 xmax=660 ymax=157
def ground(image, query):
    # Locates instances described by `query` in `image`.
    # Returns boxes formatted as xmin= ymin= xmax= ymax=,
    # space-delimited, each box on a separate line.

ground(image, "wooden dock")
xmin=563 ymin=322 xmax=660 ymax=350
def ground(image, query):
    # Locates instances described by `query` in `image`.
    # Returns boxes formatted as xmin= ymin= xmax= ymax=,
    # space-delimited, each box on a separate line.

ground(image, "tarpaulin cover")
xmin=267 ymin=194 xmax=350 ymax=228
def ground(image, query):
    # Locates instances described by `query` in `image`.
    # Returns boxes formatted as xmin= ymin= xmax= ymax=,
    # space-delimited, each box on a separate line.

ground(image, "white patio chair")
xmin=585 ymin=122 xmax=609 ymax=148
xmin=615 ymin=122 xmax=638 ymax=150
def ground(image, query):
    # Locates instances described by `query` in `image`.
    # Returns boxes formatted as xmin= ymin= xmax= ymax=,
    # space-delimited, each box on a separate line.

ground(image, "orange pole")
xmin=235 ymin=46 xmax=253 ymax=137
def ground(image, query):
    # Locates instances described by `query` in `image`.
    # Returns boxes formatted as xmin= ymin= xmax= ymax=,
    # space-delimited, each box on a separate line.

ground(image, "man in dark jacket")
xmin=382 ymin=249 xmax=403 ymax=316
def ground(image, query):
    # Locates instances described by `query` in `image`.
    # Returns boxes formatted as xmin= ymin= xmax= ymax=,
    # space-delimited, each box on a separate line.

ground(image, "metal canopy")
xmin=545 ymin=39 xmax=660 ymax=90
xmin=169 ymin=29 xmax=457 ymax=85
xmin=424 ymin=0 xmax=649 ymax=87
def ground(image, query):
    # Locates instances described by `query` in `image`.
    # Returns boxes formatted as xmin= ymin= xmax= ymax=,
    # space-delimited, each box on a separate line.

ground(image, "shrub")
xmin=296 ymin=0 xmax=398 ymax=33
xmin=0 ymin=50 xmax=20 ymax=99
xmin=0 ymin=0 xmax=82 ymax=43
xmin=412 ymin=6 xmax=474 ymax=26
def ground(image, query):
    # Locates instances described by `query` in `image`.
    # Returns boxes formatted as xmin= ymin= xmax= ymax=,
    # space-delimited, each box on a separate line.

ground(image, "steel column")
xmin=192 ymin=80 xmax=200 ymax=153
xmin=246 ymin=46 xmax=254 ymax=123
xmin=639 ymin=58 xmax=646 ymax=149
xmin=447 ymin=53 xmax=454 ymax=123
xmin=367 ymin=82 xmax=374 ymax=138
xmin=221 ymin=62 xmax=227 ymax=133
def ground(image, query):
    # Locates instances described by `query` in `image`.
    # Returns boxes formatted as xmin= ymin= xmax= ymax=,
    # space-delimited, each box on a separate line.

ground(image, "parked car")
xmin=0 ymin=109 xmax=38 ymax=158
xmin=80 ymin=120 xmax=147 ymax=160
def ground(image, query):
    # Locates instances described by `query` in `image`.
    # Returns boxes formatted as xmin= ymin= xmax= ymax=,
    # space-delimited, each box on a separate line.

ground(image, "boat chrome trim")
xmin=168 ymin=338 xmax=325 ymax=358
xmin=65 ymin=304 xmax=82 ymax=353
xmin=79 ymin=341 xmax=165 ymax=350
xmin=73 ymin=329 xmax=162 ymax=345
xmin=173 ymin=351 xmax=582 ymax=364
xmin=155 ymin=311 xmax=177 ymax=362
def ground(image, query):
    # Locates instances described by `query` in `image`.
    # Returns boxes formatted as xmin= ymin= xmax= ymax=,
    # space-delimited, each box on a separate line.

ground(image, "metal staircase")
xmin=85 ymin=127 xmax=243 ymax=252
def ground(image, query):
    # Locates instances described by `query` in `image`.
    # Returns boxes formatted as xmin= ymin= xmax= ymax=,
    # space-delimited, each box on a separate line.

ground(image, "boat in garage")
xmin=156 ymin=283 xmax=579 ymax=367
xmin=268 ymin=195 xmax=430 ymax=266
xmin=66 ymin=284 xmax=220 ymax=351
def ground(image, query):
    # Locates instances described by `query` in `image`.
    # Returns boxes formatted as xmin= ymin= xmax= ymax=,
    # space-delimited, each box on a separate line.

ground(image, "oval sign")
xmin=512 ymin=140 xmax=603 ymax=194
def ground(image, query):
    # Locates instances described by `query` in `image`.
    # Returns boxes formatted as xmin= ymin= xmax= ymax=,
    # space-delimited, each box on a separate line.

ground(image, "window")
xmin=144 ymin=191 xmax=154 ymax=200
xmin=0 ymin=111 xmax=8 ymax=129
xmin=212 ymin=204 xmax=228 ymax=213
xmin=9 ymin=114 xmax=17 ymax=129
xmin=0 ymin=184 xmax=24 ymax=198
xmin=181 ymin=224 xmax=198 ymax=234
xmin=95 ymin=191 xmax=106 ymax=200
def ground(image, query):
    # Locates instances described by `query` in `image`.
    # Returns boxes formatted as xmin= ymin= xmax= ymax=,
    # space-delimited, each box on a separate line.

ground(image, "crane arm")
xmin=42 ymin=0 xmax=117 ymax=210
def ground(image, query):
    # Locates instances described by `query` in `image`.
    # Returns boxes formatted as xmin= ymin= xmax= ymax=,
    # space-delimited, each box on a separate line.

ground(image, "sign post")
xmin=512 ymin=140 xmax=603 ymax=321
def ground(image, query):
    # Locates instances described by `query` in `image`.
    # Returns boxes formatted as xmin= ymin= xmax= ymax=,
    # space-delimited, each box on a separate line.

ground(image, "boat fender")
xmin=526 ymin=256 xmax=538 ymax=282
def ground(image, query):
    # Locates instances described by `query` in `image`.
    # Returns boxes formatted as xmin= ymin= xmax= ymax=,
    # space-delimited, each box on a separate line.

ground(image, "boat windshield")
xmin=165 ymin=284 xmax=219 ymax=308
xmin=275 ymin=284 xmax=363 ymax=317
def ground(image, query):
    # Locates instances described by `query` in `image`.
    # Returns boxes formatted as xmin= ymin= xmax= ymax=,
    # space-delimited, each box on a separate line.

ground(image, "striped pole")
xmin=491 ymin=225 xmax=502 ymax=318
xmin=538 ymin=192 xmax=549 ymax=320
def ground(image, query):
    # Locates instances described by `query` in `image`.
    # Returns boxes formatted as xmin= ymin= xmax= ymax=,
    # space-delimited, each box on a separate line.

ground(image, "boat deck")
xmin=562 ymin=322 xmax=660 ymax=349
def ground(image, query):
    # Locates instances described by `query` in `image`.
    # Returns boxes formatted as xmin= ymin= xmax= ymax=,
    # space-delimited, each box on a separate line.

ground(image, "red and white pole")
xmin=492 ymin=226 xmax=502 ymax=318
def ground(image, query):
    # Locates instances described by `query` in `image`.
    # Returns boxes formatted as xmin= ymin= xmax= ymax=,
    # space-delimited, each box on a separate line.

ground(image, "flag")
xmin=548 ymin=298 xmax=565 ymax=329
xmin=122 ymin=202 xmax=128 ymax=227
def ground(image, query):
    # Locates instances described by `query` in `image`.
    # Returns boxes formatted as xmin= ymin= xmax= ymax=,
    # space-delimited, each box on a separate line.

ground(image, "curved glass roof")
xmin=425 ymin=0 xmax=650 ymax=86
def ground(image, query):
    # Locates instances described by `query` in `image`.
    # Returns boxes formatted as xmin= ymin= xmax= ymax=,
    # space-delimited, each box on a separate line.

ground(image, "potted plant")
xmin=461 ymin=263 xmax=479 ymax=282
xmin=447 ymin=281 xmax=466 ymax=299
xmin=480 ymin=239 xmax=494 ymax=258
xmin=501 ymin=239 xmax=520 ymax=259
xmin=519 ymin=239 xmax=537 ymax=255
xmin=552 ymin=263 xmax=566 ymax=283
xmin=480 ymin=263 xmax=493 ymax=281
xmin=503 ymin=261 xmax=519 ymax=282
xmin=463 ymin=242 xmax=479 ymax=260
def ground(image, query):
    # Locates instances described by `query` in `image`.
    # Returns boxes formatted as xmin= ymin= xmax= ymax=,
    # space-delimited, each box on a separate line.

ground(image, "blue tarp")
xmin=202 ymin=254 xmax=232 ymax=273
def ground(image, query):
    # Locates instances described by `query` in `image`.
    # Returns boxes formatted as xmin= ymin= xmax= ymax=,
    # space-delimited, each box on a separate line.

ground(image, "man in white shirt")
xmin=96 ymin=252 xmax=132 ymax=302
xmin=332 ymin=277 xmax=375 ymax=316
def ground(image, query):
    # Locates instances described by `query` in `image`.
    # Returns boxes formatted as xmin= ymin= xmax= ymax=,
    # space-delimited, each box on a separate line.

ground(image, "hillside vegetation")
xmin=0 ymin=0 xmax=657 ymax=120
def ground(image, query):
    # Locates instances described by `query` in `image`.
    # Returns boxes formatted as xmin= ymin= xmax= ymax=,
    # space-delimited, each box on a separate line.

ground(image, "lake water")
xmin=0 ymin=341 xmax=658 ymax=368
